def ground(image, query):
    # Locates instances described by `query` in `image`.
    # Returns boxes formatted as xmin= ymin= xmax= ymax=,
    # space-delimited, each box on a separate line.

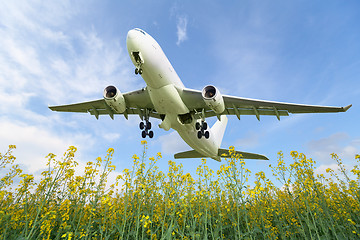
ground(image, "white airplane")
xmin=49 ymin=28 xmax=352 ymax=162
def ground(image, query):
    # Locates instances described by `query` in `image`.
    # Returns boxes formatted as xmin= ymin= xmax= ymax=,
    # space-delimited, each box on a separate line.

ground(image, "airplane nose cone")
xmin=127 ymin=29 xmax=138 ymax=40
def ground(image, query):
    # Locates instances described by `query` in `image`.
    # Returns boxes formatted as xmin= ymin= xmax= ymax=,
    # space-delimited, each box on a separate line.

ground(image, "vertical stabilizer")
xmin=211 ymin=115 xmax=228 ymax=148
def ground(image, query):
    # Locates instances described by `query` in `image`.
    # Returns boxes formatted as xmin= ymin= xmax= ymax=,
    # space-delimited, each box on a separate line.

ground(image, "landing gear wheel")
xmin=139 ymin=69 xmax=143 ymax=75
xmin=202 ymin=122 xmax=208 ymax=130
xmin=197 ymin=131 xmax=202 ymax=139
xmin=195 ymin=122 xmax=201 ymax=130
xmin=149 ymin=131 xmax=154 ymax=138
xmin=135 ymin=68 xmax=139 ymax=75
xmin=204 ymin=131 xmax=210 ymax=139
xmin=140 ymin=110 xmax=153 ymax=139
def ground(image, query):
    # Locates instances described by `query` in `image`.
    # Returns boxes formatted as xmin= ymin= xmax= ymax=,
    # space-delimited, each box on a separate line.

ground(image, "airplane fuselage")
xmin=126 ymin=28 xmax=222 ymax=160
xmin=49 ymin=28 xmax=350 ymax=161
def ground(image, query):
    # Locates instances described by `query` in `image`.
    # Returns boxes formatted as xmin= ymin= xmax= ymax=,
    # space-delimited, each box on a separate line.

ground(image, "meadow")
xmin=0 ymin=141 xmax=359 ymax=239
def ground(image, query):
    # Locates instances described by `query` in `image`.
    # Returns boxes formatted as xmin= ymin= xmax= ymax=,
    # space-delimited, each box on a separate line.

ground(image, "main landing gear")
xmin=139 ymin=109 xmax=153 ymax=138
xmin=133 ymin=52 xmax=143 ymax=75
xmin=196 ymin=121 xmax=209 ymax=139
xmin=140 ymin=120 xmax=153 ymax=138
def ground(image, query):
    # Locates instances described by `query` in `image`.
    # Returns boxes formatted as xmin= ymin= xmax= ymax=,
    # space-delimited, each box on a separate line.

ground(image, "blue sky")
xmin=1 ymin=0 xmax=359 ymax=182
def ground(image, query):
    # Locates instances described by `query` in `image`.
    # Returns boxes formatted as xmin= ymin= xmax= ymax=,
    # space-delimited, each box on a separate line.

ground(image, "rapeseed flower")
xmin=0 ymin=144 xmax=359 ymax=239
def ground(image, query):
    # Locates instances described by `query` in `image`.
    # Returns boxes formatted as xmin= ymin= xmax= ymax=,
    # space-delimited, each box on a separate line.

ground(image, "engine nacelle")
xmin=202 ymin=85 xmax=225 ymax=114
xmin=103 ymin=85 xmax=126 ymax=113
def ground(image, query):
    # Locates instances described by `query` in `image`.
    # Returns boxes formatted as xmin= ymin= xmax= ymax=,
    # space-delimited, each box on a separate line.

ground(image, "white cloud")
xmin=0 ymin=120 xmax=93 ymax=174
xmin=0 ymin=1 xmax=138 ymax=177
xmin=1 ymin=37 xmax=43 ymax=76
xmin=314 ymin=163 xmax=340 ymax=176
xmin=176 ymin=16 xmax=188 ymax=46
xmin=0 ymin=118 xmax=124 ymax=189
xmin=102 ymin=133 xmax=121 ymax=142
xmin=0 ymin=1 xmax=137 ymax=104
xmin=235 ymin=131 xmax=260 ymax=149
xmin=306 ymin=132 xmax=359 ymax=163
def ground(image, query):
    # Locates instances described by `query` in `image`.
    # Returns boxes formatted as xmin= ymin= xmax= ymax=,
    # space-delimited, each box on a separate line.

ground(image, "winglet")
xmin=343 ymin=104 xmax=352 ymax=112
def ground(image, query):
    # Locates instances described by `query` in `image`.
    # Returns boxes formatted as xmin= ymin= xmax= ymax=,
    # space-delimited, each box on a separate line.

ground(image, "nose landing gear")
xmin=196 ymin=121 xmax=209 ymax=139
xmin=135 ymin=67 xmax=143 ymax=75
xmin=133 ymin=51 xmax=143 ymax=75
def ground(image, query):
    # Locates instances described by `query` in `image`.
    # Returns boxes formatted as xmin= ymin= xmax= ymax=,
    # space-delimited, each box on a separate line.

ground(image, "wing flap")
xmin=204 ymin=108 xmax=289 ymax=118
xmin=180 ymin=88 xmax=351 ymax=119
xmin=87 ymin=108 xmax=161 ymax=119
xmin=123 ymin=88 xmax=154 ymax=109
xmin=224 ymin=95 xmax=350 ymax=114
xmin=49 ymin=88 xmax=161 ymax=119
xmin=49 ymin=99 xmax=105 ymax=113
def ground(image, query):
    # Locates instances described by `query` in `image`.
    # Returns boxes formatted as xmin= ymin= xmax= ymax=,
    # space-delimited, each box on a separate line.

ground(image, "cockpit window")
xmin=134 ymin=28 xmax=146 ymax=35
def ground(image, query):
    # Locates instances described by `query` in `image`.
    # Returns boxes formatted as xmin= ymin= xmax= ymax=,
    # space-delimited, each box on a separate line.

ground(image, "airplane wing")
xmin=180 ymin=88 xmax=352 ymax=120
xmin=49 ymin=88 xmax=161 ymax=120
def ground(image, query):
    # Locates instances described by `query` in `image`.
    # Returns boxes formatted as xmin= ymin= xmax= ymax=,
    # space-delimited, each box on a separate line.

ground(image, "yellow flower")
xmin=348 ymin=219 xmax=356 ymax=225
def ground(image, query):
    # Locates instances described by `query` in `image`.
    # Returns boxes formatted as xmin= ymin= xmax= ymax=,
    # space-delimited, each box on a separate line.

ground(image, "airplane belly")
xmin=141 ymin=63 xmax=172 ymax=88
xmin=171 ymin=118 xmax=219 ymax=157
xmin=141 ymin=57 xmax=183 ymax=89
xmin=175 ymin=125 xmax=219 ymax=158
xmin=147 ymin=84 xmax=189 ymax=114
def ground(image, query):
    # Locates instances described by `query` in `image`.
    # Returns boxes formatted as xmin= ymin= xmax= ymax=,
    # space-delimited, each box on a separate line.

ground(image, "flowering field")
xmin=1 ymin=142 xmax=359 ymax=239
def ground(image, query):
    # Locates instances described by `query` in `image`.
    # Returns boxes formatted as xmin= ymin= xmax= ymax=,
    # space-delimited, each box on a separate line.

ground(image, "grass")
xmin=0 ymin=142 xmax=359 ymax=239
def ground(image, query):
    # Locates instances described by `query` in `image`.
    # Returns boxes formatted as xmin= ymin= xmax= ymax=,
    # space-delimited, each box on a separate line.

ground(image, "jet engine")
xmin=103 ymin=85 xmax=126 ymax=113
xmin=202 ymin=85 xmax=225 ymax=114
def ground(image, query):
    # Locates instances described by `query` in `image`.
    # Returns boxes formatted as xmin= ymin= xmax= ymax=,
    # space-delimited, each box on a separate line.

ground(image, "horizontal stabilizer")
xmin=174 ymin=150 xmax=205 ymax=159
xmin=218 ymin=149 xmax=268 ymax=160
xmin=174 ymin=149 xmax=268 ymax=161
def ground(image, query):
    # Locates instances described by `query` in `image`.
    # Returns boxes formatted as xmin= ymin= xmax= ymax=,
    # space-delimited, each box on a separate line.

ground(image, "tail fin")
xmin=211 ymin=115 xmax=228 ymax=148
